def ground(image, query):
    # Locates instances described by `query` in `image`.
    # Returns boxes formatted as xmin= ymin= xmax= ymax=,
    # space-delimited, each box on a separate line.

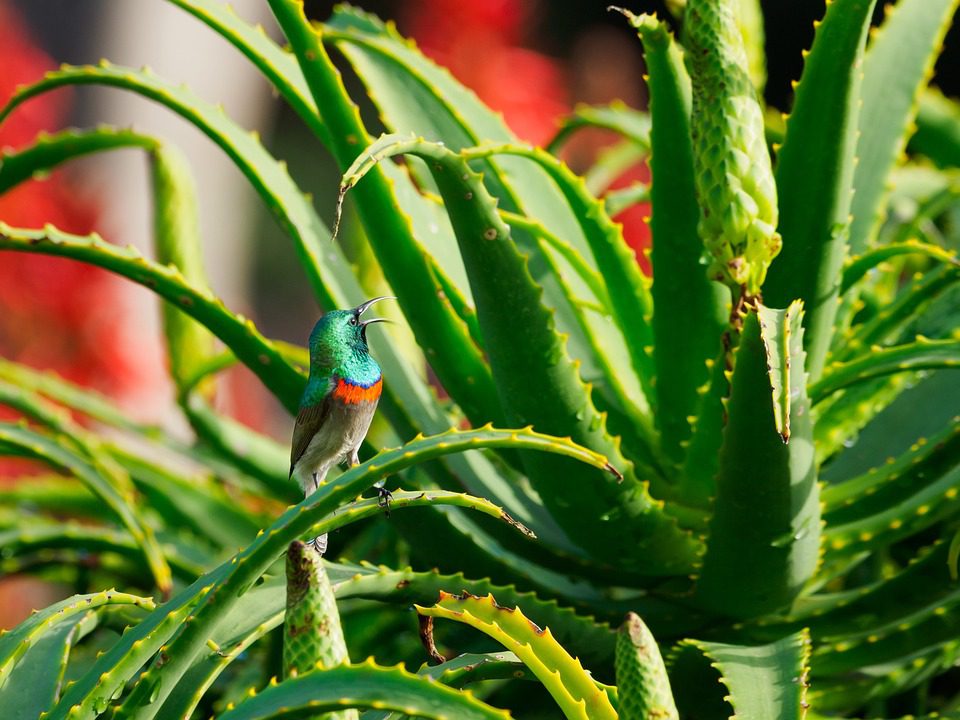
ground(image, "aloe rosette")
xmin=0 ymin=0 xmax=958 ymax=718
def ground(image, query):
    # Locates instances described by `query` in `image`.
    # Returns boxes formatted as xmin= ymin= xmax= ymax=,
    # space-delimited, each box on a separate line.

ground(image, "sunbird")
xmin=289 ymin=296 xmax=393 ymax=554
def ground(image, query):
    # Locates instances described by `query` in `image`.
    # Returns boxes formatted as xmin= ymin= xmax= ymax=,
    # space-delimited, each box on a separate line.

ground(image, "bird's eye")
xmin=349 ymin=315 xmax=358 ymax=326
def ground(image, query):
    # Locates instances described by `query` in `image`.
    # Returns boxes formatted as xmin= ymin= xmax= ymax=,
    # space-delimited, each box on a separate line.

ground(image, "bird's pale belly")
xmin=293 ymin=398 xmax=377 ymax=495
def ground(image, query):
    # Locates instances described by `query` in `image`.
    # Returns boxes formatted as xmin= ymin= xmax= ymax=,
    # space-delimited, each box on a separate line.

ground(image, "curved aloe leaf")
xmin=836 ymin=265 xmax=960 ymax=361
xmin=912 ymin=87 xmax=960 ymax=168
xmin=161 ymin=575 xmax=286 ymax=720
xmin=111 ymin=445 xmax=263 ymax=551
xmin=0 ymin=476 xmax=101 ymax=519
xmin=823 ymin=463 xmax=960 ymax=559
xmin=585 ymin=139 xmax=647 ymax=196
xmin=812 ymin=338 xmax=960 ymax=403
xmin=78 ymin=428 xmax=611 ymax=720
xmin=799 ymin=540 xmax=955 ymax=640
xmin=0 ymin=590 xmax=155 ymax=690
xmin=322 ymin=4 xmax=598 ymax=264
xmin=0 ymin=523 xmax=204 ymax=580
xmin=841 ymin=239 xmax=960 ymax=295
xmin=614 ymin=612 xmax=678 ymax=720
xmin=182 ymin=392 xmax=295 ymax=501
xmin=0 ymin=420 xmax=172 ymax=596
xmin=813 ymin=583 xmax=960 ymax=677
xmin=823 ymin=417 xmax=960 ymax=522
xmin=164 ymin=0 xmax=329 ymax=143
xmin=0 ymin=608 xmax=97 ymax=719
xmin=693 ymin=302 xmax=820 ymax=618
xmin=764 ymin=0 xmax=877 ymax=380
xmin=546 ymin=102 xmax=650 ymax=154
xmin=415 ymin=592 xmax=617 ymax=720
xmin=461 ymin=142 xmax=657 ymax=420
xmin=340 ymin=133 xmax=698 ymax=573
xmin=668 ymin=630 xmax=811 ymax=720
xmin=0 ymin=221 xmax=305 ymax=412
xmin=847 ymin=0 xmax=960 ymax=255
xmin=0 ymin=126 xmax=157 ymax=194
xmin=217 ymin=661 xmax=511 ymax=720
xmin=0 ymin=62 xmax=343 ymax=305
xmin=602 ymin=183 xmax=649 ymax=216
xmin=267 ymin=0 xmax=502 ymax=430
xmin=0 ymin=358 xmax=146 ymax=433
xmin=620 ymin=10 xmax=729 ymax=468
xmin=151 ymin=142 xmax=218 ymax=394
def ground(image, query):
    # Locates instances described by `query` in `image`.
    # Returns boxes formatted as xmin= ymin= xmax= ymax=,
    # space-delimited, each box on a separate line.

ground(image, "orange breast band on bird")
xmin=333 ymin=377 xmax=383 ymax=405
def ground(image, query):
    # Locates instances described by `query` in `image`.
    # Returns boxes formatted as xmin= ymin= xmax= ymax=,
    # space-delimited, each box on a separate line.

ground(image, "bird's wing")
xmin=289 ymin=391 xmax=333 ymax=477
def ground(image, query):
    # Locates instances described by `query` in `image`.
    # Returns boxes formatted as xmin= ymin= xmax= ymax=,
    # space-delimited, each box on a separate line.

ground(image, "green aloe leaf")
xmin=693 ymin=302 xmax=820 ymax=618
xmin=811 ymin=337 xmax=960 ymax=403
xmin=151 ymin=143 xmax=218 ymax=394
xmin=812 ymin=583 xmax=960 ymax=677
xmin=912 ymin=87 xmax=960 ymax=168
xmin=0 ymin=62 xmax=340 ymax=307
xmin=217 ymin=661 xmax=511 ymax=720
xmin=181 ymin=392 xmax=296 ymax=502
xmin=460 ymin=142 xmax=657 ymax=423
xmin=763 ymin=0 xmax=877 ymax=380
xmin=0 ymin=126 xmax=158 ymax=194
xmin=161 ymin=574 xmax=286 ymax=720
xmin=0 ymin=608 xmax=97 ymax=720
xmin=415 ymin=592 xmax=617 ymax=720
xmin=847 ymin=0 xmax=960 ymax=255
xmin=339 ymin=133 xmax=698 ymax=574
xmin=620 ymin=10 xmax=729 ymax=469
xmin=0 ymin=358 xmax=147 ymax=433
xmin=0 ymin=476 xmax=102 ymax=519
xmin=0 ymin=221 xmax=305 ymax=412
xmin=0 ymin=590 xmax=155 ymax=691
xmin=836 ymin=265 xmax=960 ymax=362
xmin=799 ymin=540 xmax=956 ymax=640
xmin=164 ymin=0 xmax=329 ymax=143
xmin=585 ymin=139 xmax=647 ymax=196
xmin=0 ymin=420 xmax=172 ymax=596
xmin=546 ymin=102 xmax=650 ymax=154
xmin=79 ymin=427 xmax=613 ymax=720
xmin=823 ymin=418 xmax=960 ymax=523
xmin=841 ymin=239 xmax=960 ymax=294
xmin=0 ymin=522 xmax=204 ymax=581
xmin=614 ymin=612 xmax=678 ymax=720
xmin=668 ymin=630 xmax=811 ymax=720
xmin=823 ymin=463 xmax=960 ymax=559
xmin=112 ymin=445 xmax=264 ymax=552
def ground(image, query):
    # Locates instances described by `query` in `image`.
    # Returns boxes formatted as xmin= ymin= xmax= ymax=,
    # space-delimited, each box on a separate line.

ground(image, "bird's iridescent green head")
xmin=307 ymin=296 xmax=393 ymax=372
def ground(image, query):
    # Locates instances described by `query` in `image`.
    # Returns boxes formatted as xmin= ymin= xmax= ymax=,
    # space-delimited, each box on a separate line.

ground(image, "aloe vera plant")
xmin=0 ymin=0 xmax=959 ymax=717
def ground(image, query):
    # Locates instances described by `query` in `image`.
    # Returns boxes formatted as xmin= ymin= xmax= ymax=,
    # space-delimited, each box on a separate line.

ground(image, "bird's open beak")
xmin=354 ymin=296 xmax=395 ymax=327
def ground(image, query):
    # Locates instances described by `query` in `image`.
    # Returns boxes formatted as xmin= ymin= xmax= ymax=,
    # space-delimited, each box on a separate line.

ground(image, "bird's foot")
xmin=377 ymin=487 xmax=393 ymax=517
xmin=307 ymin=533 xmax=328 ymax=556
